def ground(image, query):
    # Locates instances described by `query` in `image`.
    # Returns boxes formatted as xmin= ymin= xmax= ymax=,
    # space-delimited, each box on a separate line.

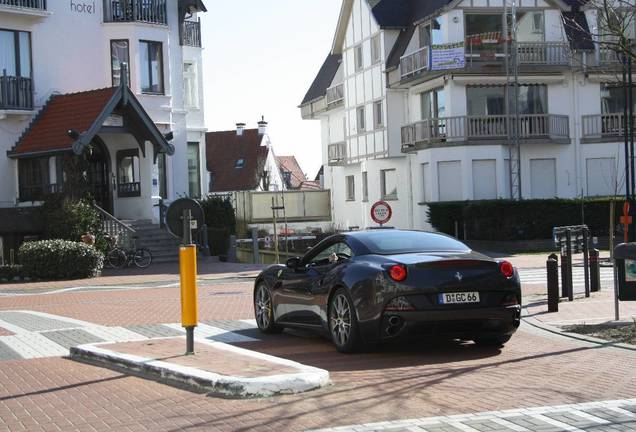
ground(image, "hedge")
xmin=427 ymin=198 xmax=621 ymax=241
xmin=18 ymin=240 xmax=104 ymax=280
xmin=0 ymin=265 xmax=23 ymax=282
xmin=199 ymin=196 xmax=236 ymax=256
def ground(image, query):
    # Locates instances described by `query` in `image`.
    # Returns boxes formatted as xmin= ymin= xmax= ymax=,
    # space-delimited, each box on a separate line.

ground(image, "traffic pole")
xmin=180 ymin=210 xmax=198 ymax=355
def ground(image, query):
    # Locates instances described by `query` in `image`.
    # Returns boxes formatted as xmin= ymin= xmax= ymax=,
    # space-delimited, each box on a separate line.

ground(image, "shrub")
xmin=0 ymin=265 xmax=23 ymax=282
xmin=427 ymin=198 xmax=622 ymax=241
xmin=41 ymin=196 xmax=102 ymax=242
xmin=199 ymin=196 xmax=237 ymax=256
xmin=18 ymin=240 xmax=104 ymax=280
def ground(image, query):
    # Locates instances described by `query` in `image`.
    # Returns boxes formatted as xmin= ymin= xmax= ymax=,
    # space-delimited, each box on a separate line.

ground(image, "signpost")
xmin=371 ymin=201 xmax=392 ymax=227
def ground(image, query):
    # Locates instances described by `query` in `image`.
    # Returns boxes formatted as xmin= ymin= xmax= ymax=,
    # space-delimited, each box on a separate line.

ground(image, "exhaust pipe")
xmin=385 ymin=316 xmax=404 ymax=336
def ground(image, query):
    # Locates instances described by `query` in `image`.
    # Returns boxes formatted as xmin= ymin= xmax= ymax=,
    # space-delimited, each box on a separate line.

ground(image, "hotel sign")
xmin=430 ymin=43 xmax=465 ymax=71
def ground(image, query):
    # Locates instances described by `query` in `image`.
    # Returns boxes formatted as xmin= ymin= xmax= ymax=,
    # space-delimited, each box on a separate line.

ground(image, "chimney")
xmin=257 ymin=116 xmax=268 ymax=135
xmin=236 ymin=122 xmax=246 ymax=136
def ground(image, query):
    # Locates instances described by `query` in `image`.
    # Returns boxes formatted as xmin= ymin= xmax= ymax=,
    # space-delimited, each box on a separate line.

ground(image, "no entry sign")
xmin=371 ymin=201 xmax=392 ymax=225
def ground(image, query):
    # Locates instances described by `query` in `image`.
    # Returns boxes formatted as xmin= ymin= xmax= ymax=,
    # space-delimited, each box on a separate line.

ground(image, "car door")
xmin=279 ymin=241 xmax=353 ymax=325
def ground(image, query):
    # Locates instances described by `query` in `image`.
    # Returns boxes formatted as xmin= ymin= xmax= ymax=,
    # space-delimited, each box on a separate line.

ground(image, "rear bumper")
xmin=376 ymin=305 xmax=521 ymax=340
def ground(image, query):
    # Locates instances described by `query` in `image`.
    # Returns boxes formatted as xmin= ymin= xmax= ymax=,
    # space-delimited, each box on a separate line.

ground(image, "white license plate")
xmin=438 ymin=292 xmax=480 ymax=304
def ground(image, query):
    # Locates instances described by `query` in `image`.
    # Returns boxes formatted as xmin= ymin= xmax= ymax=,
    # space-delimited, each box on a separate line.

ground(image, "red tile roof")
xmin=276 ymin=155 xmax=307 ymax=189
xmin=10 ymin=87 xmax=117 ymax=156
xmin=206 ymin=128 xmax=270 ymax=192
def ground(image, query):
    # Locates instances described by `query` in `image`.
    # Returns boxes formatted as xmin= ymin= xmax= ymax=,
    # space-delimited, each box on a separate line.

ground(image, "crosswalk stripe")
xmin=81 ymin=326 xmax=148 ymax=342
xmin=529 ymin=414 xmax=585 ymax=432
xmin=0 ymin=333 xmax=67 ymax=359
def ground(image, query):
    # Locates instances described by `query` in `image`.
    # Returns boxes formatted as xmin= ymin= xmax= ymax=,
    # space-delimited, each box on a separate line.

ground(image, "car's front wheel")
xmin=254 ymin=283 xmax=283 ymax=334
xmin=473 ymin=334 xmax=511 ymax=347
xmin=328 ymin=288 xmax=361 ymax=353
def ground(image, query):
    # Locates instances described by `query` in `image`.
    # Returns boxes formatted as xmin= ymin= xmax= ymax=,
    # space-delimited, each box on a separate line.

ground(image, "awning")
xmin=7 ymin=80 xmax=174 ymax=159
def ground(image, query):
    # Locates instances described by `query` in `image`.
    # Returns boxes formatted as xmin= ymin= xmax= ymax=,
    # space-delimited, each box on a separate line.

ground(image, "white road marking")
xmin=81 ymin=326 xmax=148 ymax=342
xmin=569 ymin=409 xmax=611 ymax=424
xmin=489 ymin=417 xmax=530 ymax=431
xmin=1 ymin=333 xmax=67 ymax=358
xmin=529 ymin=414 xmax=586 ymax=432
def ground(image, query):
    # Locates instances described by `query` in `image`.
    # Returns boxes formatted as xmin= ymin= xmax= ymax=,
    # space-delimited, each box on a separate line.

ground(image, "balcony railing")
xmin=117 ymin=182 xmax=141 ymax=197
xmin=181 ymin=19 xmax=201 ymax=47
xmin=104 ymin=0 xmax=167 ymax=25
xmin=0 ymin=0 xmax=46 ymax=10
xmin=328 ymin=142 xmax=347 ymax=165
xmin=401 ymin=114 xmax=570 ymax=147
xmin=400 ymin=46 xmax=429 ymax=79
xmin=582 ymin=113 xmax=636 ymax=139
xmin=326 ymin=83 xmax=344 ymax=107
xmin=0 ymin=73 xmax=33 ymax=110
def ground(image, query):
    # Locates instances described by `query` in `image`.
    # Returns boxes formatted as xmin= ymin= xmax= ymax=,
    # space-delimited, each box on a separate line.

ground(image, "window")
xmin=532 ymin=12 xmax=544 ymax=33
xmin=530 ymin=158 xmax=557 ymax=199
xmin=354 ymin=44 xmax=363 ymax=71
xmin=309 ymin=242 xmax=354 ymax=266
xmin=183 ymin=62 xmax=198 ymax=109
xmin=187 ymin=142 xmax=201 ymax=198
xmin=438 ymin=160 xmax=462 ymax=201
xmin=421 ymin=163 xmax=430 ymax=202
xmin=362 ymin=171 xmax=368 ymax=202
xmin=601 ymin=83 xmax=636 ymax=114
xmin=381 ymin=169 xmax=398 ymax=200
xmin=110 ymin=40 xmax=129 ymax=86
xmin=466 ymin=85 xmax=547 ymax=116
xmin=18 ymin=157 xmax=48 ymax=202
xmin=117 ymin=149 xmax=141 ymax=197
xmin=356 ymin=106 xmax=366 ymax=132
xmin=418 ymin=24 xmax=431 ymax=48
xmin=374 ymin=101 xmax=384 ymax=129
xmin=140 ymin=40 xmax=164 ymax=94
xmin=0 ymin=30 xmax=31 ymax=78
xmin=346 ymin=175 xmax=355 ymax=201
xmin=371 ymin=34 xmax=381 ymax=64
xmin=359 ymin=231 xmax=469 ymax=255
xmin=235 ymin=158 xmax=245 ymax=168
xmin=472 ymin=159 xmax=497 ymax=200
xmin=421 ymin=88 xmax=446 ymax=119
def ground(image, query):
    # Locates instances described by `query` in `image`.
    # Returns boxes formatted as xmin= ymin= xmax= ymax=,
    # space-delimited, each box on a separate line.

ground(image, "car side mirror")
xmin=286 ymin=257 xmax=301 ymax=269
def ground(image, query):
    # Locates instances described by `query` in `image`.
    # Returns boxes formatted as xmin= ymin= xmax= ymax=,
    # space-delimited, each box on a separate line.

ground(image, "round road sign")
xmin=371 ymin=201 xmax=392 ymax=225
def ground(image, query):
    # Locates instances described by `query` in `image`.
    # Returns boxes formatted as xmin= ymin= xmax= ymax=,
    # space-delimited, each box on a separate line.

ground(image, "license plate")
xmin=438 ymin=292 xmax=480 ymax=304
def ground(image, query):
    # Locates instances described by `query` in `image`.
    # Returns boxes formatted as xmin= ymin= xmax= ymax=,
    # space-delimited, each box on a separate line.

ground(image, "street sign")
xmin=371 ymin=201 xmax=392 ymax=225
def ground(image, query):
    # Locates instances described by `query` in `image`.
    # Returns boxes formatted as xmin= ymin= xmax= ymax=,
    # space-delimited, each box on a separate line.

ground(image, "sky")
xmin=199 ymin=1 xmax=343 ymax=181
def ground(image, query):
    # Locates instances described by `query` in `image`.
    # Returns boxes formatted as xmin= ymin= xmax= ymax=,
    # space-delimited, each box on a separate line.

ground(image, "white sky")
xmin=200 ymin=1 xmax=343 ymax=181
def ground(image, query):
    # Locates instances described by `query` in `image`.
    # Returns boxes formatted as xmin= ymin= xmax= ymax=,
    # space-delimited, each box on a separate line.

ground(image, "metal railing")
xmin=328 ymin=142 xmax=347 ymax=165
xmin=93 ymin=203 xmax=136 ymax=249
xmin=598 ymin=47 xmax=622 ymax=65
xmin=465 ymin=39 xmax=570 ymax=65
xmin=582 ymin=113 xmax=636 ymax=138
xmin=0 ymin=0 xmax=46 ymax=10
xmin=401 ymin=114 xmax=570 ymax=147
xmin=103 ymin=0 xmax=167 ymax=24
xmin=181 ymin=19 xmax=201 ymax=47
xmin=0 ymin=73 xmax=33 ymax=110
xmin=117 ymin=182 xmax=141 ymax=197
xmin=326 ymin=83 xmax=344 ymax=107
xmin=400 ymin=46 xmax=429 ymax=79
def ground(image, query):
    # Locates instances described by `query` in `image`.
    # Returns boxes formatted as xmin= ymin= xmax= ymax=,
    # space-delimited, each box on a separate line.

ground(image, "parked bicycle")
xmin=104 ymin=235 xmax=153 ymax=269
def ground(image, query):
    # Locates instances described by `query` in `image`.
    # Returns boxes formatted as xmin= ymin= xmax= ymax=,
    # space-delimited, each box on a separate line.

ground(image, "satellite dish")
xmin=165 ymin=198 xmax=205 ymax=241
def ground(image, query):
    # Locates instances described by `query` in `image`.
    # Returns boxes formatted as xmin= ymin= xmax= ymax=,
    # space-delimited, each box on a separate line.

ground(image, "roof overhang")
xmin=332 ymin=0 xmax=354 ymax=54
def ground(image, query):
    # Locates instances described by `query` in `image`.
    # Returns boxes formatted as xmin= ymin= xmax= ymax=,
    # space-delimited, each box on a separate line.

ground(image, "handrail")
xmin=400 ymin=46 xmax=429 ymax=79
xmin=93 ymin=203 xmax=136 ymax=249
xmin=326 ymin=83 xmax=344 ymax=106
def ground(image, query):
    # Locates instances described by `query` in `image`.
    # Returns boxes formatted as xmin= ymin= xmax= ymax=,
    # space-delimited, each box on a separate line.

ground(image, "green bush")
xmin=427 ymin=198 xmax=621 ymax=241
xmin=41 ymin=196 xmax=102 ymax=242
xmin=18 ymin=240 xmax=104 ymax=280
xmin=0 ymin=265 xmax=23 ymax=282
xmin=199 ymin=196 xmax=237 ymax=255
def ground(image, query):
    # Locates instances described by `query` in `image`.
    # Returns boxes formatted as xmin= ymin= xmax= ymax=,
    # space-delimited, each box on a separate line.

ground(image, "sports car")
xmin=253 ymin=230 xmax=521 ymax=353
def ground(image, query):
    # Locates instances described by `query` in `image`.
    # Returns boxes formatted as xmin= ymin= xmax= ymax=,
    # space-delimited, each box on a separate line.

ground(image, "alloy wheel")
xmin=330 ymin=293 xmax=352 ymax=346
xmin=255 ymin=285 xmax=272 ymax=329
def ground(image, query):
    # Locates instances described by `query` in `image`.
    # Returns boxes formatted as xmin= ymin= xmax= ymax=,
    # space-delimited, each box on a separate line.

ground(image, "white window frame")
xmin=381 ymin=169 xmax=398 ymax=200
xmin=373 ymin=100 xmax=384 ymax=129
xmin=354 ymin=44 xmax=363 ymax=71
xmin=183 ymin=61 xmax=198 ymax=109
xmin=356 ymin=106 xmax=366 ymax=132
xmin=371 ymin=34 xmax=381 ymax=64
xmin=346 ymin=175 xmax=356 ymax=201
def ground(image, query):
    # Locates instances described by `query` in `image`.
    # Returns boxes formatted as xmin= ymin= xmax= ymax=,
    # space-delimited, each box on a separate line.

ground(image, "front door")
xmin=86 ymin=141 xmax=113 ymax=213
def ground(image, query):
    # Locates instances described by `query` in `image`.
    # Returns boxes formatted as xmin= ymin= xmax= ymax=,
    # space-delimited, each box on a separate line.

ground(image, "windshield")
xmin=357 ymin=231 xmax=470 ymax=255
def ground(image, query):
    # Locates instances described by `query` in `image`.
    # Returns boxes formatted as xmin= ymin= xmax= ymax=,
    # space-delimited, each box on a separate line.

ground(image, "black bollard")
xmin=566 ymin=229 xmax=574 ymax=301
xmin=590 ymin=248 xmax=601 ymax=292
xmin=560 ymin=250 xmax=569 ymax=298
xmin=547 ymin=255 xmax=559 ymax=312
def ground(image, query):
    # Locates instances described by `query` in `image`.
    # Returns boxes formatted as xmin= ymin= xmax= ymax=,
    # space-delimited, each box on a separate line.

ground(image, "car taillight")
xmin=500 ymin=261 xmax=514 ymax=279
xmin=389 ymin=265 xmax=407 ymax=282
xmin=385 ymin=296 xmax=415 ymax=311
xmin=501 ymin=293 xmax=520 ymax=306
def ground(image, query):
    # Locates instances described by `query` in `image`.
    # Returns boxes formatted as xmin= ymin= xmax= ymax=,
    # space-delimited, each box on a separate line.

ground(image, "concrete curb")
xmin=70 ymin=337 xmax=330 ymax=399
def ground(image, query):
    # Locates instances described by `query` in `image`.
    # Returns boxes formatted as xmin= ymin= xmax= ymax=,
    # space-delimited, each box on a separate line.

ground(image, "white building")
xmin=0 ymin=0 xmax=208 ymax=255
xmin=301 ymin=0 xmax=628 ymax=231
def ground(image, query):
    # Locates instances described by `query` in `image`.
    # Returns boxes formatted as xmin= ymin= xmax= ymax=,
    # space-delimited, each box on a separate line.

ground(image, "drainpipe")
xmin=571 ymin=70 xmax=582 ymax=198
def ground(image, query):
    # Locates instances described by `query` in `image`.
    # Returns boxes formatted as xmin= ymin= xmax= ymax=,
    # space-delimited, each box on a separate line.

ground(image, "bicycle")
xmin=105 ymin=236 xmax=153 ymax=269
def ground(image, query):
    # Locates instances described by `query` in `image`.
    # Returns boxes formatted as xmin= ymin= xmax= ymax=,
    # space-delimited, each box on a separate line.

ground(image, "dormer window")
xmin=235 ymin=158 xmax=245 ymax=168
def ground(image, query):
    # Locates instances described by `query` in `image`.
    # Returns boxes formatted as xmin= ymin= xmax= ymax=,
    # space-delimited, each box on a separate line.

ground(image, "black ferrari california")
xmin=253 ymin=230 xmax=521 ymax=353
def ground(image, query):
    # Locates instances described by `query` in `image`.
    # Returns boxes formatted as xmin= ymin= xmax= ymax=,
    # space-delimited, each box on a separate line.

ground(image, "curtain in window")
xmin=111 ymin=40 xmax=129 ymax=86
xmin=18 ymin=32 xmax=30 ymax=78
xmin=0 ymin=31 xmax=16 ymax=76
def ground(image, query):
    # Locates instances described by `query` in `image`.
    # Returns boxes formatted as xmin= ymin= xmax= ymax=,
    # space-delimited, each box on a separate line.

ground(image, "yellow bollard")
xmin=179 ymin=245 xmax=198 ymax=353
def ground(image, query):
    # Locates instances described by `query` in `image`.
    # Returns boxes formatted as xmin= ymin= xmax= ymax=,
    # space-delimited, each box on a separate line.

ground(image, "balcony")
xmin=0 ymin=0 xmax=47 ymax=14
xmin=181 ymin=19 xmax=201 ymax=47
xmin=326 ymin=83 xmax=344 ymax=107
xmin=103 ymin=0 xmax=167 ymax=25
xmin=328 ymin=142 xmax=347 ymax=166
xmin=401 ymin=114 xmax=570 ymax=149
xmin=399 ymin=40 xmax=570 ymax=80
xmin=582 ymin=113 xmax=636 ymax=140
xmin=0 ymin=74 xmax=33 ymax=111
xmin=118 ymin=182 xmax=141 ymax=198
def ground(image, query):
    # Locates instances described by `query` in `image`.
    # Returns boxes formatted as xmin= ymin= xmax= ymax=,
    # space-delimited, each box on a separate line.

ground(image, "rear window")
xmin=358 ymin=231 xmax=470 ymax=255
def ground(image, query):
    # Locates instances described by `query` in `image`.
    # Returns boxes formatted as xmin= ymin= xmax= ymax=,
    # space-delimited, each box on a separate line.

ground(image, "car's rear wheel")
xmin=328 ymin=288 xmax=360 ymax=353
xmin=254 ymin=283 xmax=283 ymax=334
xmin=473 ymin=334 xmax=511 ymax=347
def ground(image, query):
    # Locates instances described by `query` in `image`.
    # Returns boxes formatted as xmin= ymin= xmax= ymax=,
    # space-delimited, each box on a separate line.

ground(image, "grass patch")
xmin=563 ymin=321 xmax=636 ymax=345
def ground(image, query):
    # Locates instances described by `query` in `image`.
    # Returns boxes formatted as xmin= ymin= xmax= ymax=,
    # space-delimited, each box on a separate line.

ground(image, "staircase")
xmin=123 ymin=220 xmax=181 ymax=264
